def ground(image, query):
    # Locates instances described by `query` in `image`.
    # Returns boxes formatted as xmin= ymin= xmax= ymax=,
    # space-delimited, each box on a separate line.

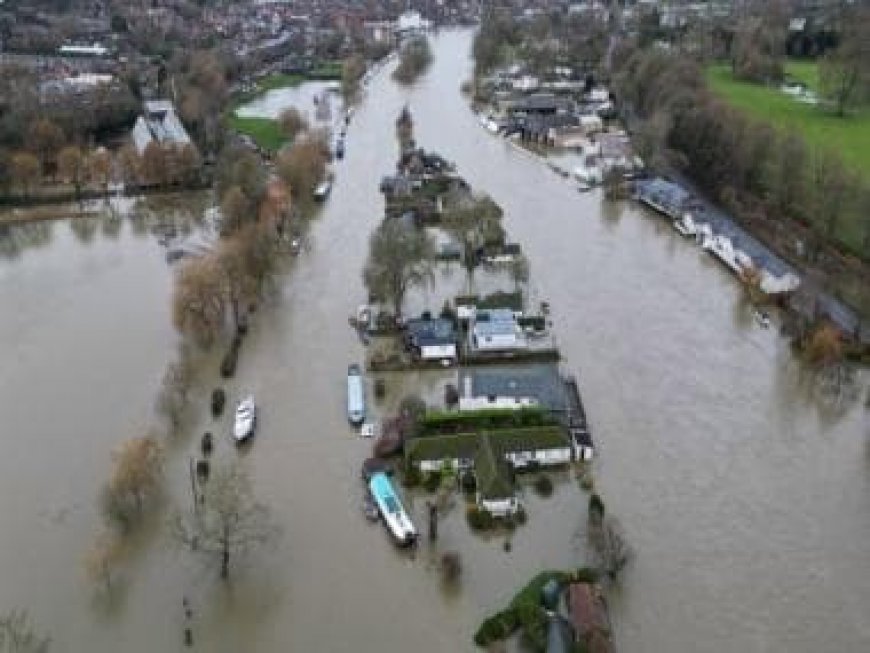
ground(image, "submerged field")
xmin=705 ymin=62 xmax=870 ymax=180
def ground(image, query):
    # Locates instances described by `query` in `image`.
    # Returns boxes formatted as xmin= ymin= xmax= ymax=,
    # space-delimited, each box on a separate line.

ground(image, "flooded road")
xmin=0 ymin=30 xmax=867 ymax=653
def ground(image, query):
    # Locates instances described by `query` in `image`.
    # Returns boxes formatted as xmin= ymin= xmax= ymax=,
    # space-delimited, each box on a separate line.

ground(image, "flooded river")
xmin=0 ymin=30 xmax=867 ymax=653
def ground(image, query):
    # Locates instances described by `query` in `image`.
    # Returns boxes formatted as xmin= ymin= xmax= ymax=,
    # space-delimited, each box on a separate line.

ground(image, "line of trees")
xmin=612 ymin=45 xmax=870 ymax=260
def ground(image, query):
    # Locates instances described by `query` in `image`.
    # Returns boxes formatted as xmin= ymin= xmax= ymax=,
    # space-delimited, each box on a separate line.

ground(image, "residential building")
xmin=404 ymin=318 xmax=458 ymax=362
xmin=470 ymin=308 xmax=527 ymax=352
xmin=131 ymin=100 xmax=193 ymax=155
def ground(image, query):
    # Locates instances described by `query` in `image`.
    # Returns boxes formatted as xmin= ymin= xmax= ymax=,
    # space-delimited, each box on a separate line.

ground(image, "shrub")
xmin=444 ymin=383 xmax=459 ymax=407
xmin=440 ymin=551 xmax=462 ymax=583
xmin=533 ymin=474 xmax=553 ymax=497
xmin=473 ymin=609 xmax=519 ymax=647
xmin=220 ymin=336 xmax=242 ymax=378
xmin=195 ymin=458 xmax=210 ymax=481
xmin=402 ymin=464 xmax=421 ymax=488
xmin=423 ymin=470 xmax=442 ymax=493
xmin=374 ymin=378 xmax=386 ymax=400
xmin=398 ymin=395 xmax=427 ymax=423
xmin=573 ymin=567 xmax=599 ymax=583
xmin=466 ymin=505 xmax=495 ymax=531
xmin=589 ymin=493 xmax=605 ymax=522
xmin=579 ymin=471 xmax=594 ymax=491
xmin=514 ymin=505 xmax=527 ymax=525
xmin=201 ymin=432 xmax=213 ymax=456
xmin=211 ymin=388 xmax=226 ymax=416
xmin=460 ymin=470 xmax=477 ymax=495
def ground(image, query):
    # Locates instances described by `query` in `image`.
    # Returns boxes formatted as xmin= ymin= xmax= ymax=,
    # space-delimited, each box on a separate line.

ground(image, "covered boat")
xmin=368 ymin=471 xmax=416 ymax=546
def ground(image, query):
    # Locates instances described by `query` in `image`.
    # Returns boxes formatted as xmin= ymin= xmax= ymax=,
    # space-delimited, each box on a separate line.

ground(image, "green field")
xmin=227 ymin=74 xmax=304 ymax=151
xmin=705 ymin=62 xmax=870 ymax=180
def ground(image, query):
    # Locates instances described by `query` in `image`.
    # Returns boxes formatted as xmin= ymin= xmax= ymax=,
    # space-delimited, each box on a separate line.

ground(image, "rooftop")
xmin=405 ymin=317 xmax=457 ymax=347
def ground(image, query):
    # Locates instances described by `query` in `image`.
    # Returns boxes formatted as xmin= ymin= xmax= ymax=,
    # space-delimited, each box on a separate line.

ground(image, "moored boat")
xmin=368 ymin=472 xmax=417 ymax=545
xmin=347 ymin=364 xmax=365 ymax=425
xmin=313 ymin=179 xmax=332 ymax=201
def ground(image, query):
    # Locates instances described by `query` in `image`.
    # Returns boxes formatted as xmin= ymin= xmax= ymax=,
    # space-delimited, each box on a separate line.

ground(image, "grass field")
xmin=226 ymin=74 xmax=305 ymax=151
xmin=705 ymin=62 xmax=870 ymax=180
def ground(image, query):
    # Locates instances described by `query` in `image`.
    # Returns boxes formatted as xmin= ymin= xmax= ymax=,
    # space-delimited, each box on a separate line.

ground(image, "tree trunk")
xmin=221 ymin=545 xmax=229 ymax=579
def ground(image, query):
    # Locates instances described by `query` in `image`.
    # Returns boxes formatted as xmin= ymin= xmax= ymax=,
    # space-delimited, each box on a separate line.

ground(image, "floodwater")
xmin=234 ymin=80 xmax=343 ymax=128
xmin=0 ymin=30 xmax=867 ymax=653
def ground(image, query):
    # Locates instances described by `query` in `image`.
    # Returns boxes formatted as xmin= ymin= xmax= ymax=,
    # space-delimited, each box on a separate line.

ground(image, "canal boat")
xmin=313 ymin=179 xmax=332 ymax=201
xmin=233 ymin=396 xmax=256 ymax=442
xmin=347 ymin=364 xmax=365 ymax=425
xmin=672 ymin=212 xmax=698 ymax=237
xmin=368 ymin=471 xmax=417 ymax=546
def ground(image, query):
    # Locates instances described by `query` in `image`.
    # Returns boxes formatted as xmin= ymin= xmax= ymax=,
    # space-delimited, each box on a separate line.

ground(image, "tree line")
xmin=612 ymin=45 xmax=870 ymax=261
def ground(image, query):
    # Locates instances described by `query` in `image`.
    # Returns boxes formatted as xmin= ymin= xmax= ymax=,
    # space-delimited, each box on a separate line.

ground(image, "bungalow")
xmin=404 ymin=318 xmax=458 ymax=363
xmin=470 ymin=308 xmax=527 ymax=352
xmin=404 ymin=425 xmax=574 ymax=517
xmin=458 ymin=364 xmax=569 ymax=413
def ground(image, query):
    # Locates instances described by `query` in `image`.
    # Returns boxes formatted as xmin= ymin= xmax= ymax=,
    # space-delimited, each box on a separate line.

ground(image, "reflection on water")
xmin=0 ymin=220 xmax=54 ymax=259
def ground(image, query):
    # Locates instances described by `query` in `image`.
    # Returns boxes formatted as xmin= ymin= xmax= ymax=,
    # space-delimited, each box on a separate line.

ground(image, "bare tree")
xmin=27 ymin=118 xmax=64 ymax=178
xmin=117 ymin=143 xmax=141 ymax=186
xmin=100 ymin=435 xmax=163 ymax=531
xmin=142 ymin=142 xmax=171 ymax=187
xmin=276 ymin=136 xmax=328 ymax=216
xmin=588 ymin=515 xmax=631 ymax=581
xmin=216 ymin=236 xmax=259 ymax=329
xmin=87 ymin=148 xmax=112 ymax=195
xmin=341 ymin=55 xmax=366 ymax=104
xmin=56 ymin=146 xmax=86 ymax=199
xmin=505 ymin=253 xmax=530 ymax=294
xmin=10 ymin=152 xmax=40 ymax=199
xmin=0 ymin=610 xmax=50 ymax=653
xmin=820 ymin=9 xmax=870 ymax=117
xmin=363 ymin=219 xmax=434 ymax=317
xmin=155 ymin=357 xmax=193 ymax=432
xmin=84 ymin=533 xmax=122 ymax=595
xmin=220 ymin=185 xmax=251 ymax=236
xmin=172 ymin=256 xmax=228 ymax=345
xmin=441 ymin=192 xmax=505 ymax=289
xmin=811 ymin=148 xmax=852 ymax=239
xmin=277 ymin=108 xmax=308 ymax=141
xmin=171 ymin=461 xmax=279 ymax=579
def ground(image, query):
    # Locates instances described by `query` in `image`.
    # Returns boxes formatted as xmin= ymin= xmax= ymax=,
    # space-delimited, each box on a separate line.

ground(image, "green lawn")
xmin=705 ymin=63 xmax=870 ymax=181
xmin=226 ymin=115 xmax=287 ymax=151
xmin=226 ymin=74 xmax=304 ymax=152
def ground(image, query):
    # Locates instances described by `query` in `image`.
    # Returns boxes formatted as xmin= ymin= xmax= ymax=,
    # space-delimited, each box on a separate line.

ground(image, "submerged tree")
xmin=341 ymin=54 xmax=366 ymax=104
xmin=171 ymin=461 xmax=279 ymax=579
xmin=172 ymin=255 xmax=228 ymax=345
xmin=155 ymin=356 xmax=193 ymax=432
xmin=0 ymin=610 xmax=50 ymax=653
xmin=441 ymin=192 xmax=505 ymax=289
xmin=363 ymin=219 xmax=434 ymax=317
xmin=278 ymin=108 xmax=309 ymax=141
xmin=100 ymin=435 xmax=164 ymax=531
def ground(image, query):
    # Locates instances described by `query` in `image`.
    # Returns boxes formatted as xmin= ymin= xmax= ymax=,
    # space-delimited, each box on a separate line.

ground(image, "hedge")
xmin=420 ymin=406 xmax=552 ymax=435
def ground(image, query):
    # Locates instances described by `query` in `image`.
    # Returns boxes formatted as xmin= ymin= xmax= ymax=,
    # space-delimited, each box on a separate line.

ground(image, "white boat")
xmin=313 ymin=179 xmax=332 ymax=201
xmin=233 ymin=396 xmax=256 ymax=442
xmin=368 ymin=471 xmax=417 ymax=546
xmin=673 ymin=212 xmax=698 ymax=237
xmin=347 ymin=364 xmax=365 ymax=425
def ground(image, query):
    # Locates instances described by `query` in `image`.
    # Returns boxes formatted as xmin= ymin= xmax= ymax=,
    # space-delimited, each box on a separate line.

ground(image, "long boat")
xmin=368 ymin=472 xmax=417 ymax=546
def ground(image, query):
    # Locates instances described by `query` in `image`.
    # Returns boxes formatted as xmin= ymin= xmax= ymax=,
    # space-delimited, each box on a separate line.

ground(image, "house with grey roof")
xmin=470 ymin=308 xmax=527 ymax=352
xmin=131 ymin=100 xmax=193 ymax=155
xmin=404 ymin=318 xmax=458 ymax=362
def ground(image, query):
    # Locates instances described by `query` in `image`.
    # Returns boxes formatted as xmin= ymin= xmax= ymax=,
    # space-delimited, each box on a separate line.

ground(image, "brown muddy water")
xmin=0 ymin=30 xmax=868 ymax=653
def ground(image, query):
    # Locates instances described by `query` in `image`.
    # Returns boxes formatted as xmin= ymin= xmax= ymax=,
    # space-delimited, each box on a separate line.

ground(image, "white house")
xmin=470 ymin=308 xmax=527 ymax=352
xmin=131 ymin=100 xmax=193 ymax=155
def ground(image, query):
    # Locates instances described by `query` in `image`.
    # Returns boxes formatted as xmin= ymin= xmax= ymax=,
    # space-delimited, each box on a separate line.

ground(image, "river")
xmin=0 ymin=30 xmax=867 ymax=653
